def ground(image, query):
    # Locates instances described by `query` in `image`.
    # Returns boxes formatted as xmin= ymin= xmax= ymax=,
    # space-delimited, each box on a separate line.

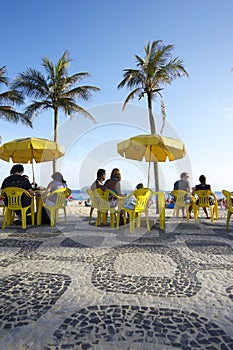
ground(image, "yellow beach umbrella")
xmin=0 ymin=137 xmax=65 ymax=183
xmin=117 ymin=134 xmax=186 ymax=186
xmin=117 ymin=134 xmax=186 ymax=162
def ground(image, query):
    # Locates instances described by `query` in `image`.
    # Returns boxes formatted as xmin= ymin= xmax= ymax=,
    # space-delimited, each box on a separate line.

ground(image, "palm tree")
xmin=0 ymin=66 xmax=32 ymax=133
xmin=118 ymin=40 xmax=189 ymax=192
xmin=11 ymin=51 xmax=100 ymax=171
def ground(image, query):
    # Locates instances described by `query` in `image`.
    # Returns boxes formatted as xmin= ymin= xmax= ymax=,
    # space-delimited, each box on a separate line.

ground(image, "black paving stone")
xmin=0 ymin=272 xmax=71 ymax=329
xmin=45 ymin=305 xmax=233 ymax=349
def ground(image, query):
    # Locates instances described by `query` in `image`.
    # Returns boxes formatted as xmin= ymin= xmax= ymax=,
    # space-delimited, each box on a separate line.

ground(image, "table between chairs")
xmin=34 ymin=190 xmax=45 ymax=225
xmin=152 ymin=191 xmax=165 ymax=229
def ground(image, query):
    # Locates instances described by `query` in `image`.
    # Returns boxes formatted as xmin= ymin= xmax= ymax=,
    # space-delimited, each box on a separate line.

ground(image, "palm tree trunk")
xmin=147 ymin=95 xmax=160 ymax=214
xmin=53 ymin=108 xmax=58 ymax=173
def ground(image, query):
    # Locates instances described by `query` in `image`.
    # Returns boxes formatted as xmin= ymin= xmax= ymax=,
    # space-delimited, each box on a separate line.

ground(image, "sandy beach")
xmin=66 ymin=200 xmax=228 ymax=220
xmin=0 ymin=204 xmax=233 ymax=349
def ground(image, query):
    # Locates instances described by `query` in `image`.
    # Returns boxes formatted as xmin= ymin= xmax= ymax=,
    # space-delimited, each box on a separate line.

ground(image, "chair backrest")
xmin=222 ymin=190 xmax=233 ymax=210
xmin=1 ymin=187 xmax=32 ymax=210
xmin=170 ymin=190 xmax=189 ymax=206
xmin=195 ymin=190 xmax=213 ymax=207
xmin=45 ymin=188 xmax=68 ymax=208
xmin=87 ymin=188 xmax=104 ymax=208
xmin=65 ymin=188 xmax=72 ymax=197
xmin=134 ymin=188 xmax=153 ymax=212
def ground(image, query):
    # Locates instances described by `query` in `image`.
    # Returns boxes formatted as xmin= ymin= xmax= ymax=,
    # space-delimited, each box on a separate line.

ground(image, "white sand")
xmin=66 ymin=200 xmax=227 ymax=220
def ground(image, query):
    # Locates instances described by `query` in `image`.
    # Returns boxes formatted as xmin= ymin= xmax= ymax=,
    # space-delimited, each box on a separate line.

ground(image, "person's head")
xmin=52 ymin=172 xmax=65 ymax=183
xmin=10 ymin=164 xmax=24 ymax=175
xmin=199 ymin=175 xmax=206 ymax=184
xmin=97 ymin=168 xmax=106 ymax=181
xmin=180 ymin=172 xmax=189 ymax=180
xmin=136 ymin=183 xmax=143 ymax=189
xmin=110 ymin=168 xmax=121 ymax=181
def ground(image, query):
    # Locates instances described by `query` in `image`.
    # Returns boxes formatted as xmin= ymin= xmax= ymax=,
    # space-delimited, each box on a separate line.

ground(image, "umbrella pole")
xmin=147 ymin=161 xmax=151 ymax=188
xmin=31 ymin=160 xmax=35 ymax=185
xmin=147 ymin=145 xmax=152 ymax=188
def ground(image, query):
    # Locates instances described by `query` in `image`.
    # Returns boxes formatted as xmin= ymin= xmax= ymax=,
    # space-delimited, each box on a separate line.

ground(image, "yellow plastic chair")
xmin=0 ymin=195 xmax=5 ymax=216
xmin=87 ymin=188 xmax=127 ymax=228
xmin=41 ymin=188 xmax=70 ymax=226
xmin=2 ymin=187 xmax=35 ymax=229
xmin=194 ymin=190 xmax=218 ymax=222
xmin=121 ymin=188 xmax=153 ymax=233
xmin=86 ymin=188 xmax=103 ymax=224
xmin=222 ymin=190 xmax=233 ymax=230
xmin=170 ymin=190 xmax=192 ymax=219
xmin=102 ymin=189 xmax=128 ymax=228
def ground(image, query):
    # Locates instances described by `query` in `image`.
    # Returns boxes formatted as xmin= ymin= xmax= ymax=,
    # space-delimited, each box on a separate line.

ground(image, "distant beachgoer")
xmin=85 ymin=198 xmax=91 ymax=207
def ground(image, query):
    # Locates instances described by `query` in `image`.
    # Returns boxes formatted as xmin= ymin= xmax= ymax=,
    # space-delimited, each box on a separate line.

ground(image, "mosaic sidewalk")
xmin=0 ymin=215 xmax=233 ymax=350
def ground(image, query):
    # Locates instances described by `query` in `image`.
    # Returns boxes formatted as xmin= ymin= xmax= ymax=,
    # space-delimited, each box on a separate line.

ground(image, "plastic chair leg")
xmin=64 ymin=208 xmax=67 ymax=224
xmin=110 ymin=213 xmax=115 ymax=228
xmin=136 ymin=213 xmax=140 ymax=228
xmin=226 ymin=211 xmax=231 ymax=230
xmin=89 ymin=207 xmax=94 ymax=224
xmin=146 ymin=212 xmax=150 ymax=232
xmin=49 ymin=208 xmax=55 ymax=226
xmin=209 ymin=207 xmax=214 ymax=222
xmin=129 ymin=213 xmax=135 ymax=233
xmin=21 ymin=210 xmax=27 ymax=229
xmin=96 ymin=211 xmax=102 ymax=226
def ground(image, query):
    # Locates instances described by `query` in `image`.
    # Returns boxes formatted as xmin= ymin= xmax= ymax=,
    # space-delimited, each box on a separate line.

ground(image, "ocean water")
xmin=70 ymin=189 xmax=225 ymax=201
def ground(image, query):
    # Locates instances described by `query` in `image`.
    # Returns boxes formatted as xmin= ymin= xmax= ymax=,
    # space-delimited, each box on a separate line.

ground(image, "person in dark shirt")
xmin=88 ymin=169 xmax=106 ymax=217
xmin=91 ymin=169 xmax=106 ymax=191
xmin=192 ymin=175 xmax=213 ymax=218
xmin=193 ymin=175 xmax=211 ymax=192
xmin=1 ymin=164 xmax=35 ymax=222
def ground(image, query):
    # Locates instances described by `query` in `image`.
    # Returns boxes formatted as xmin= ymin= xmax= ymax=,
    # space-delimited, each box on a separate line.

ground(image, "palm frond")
xmin=0 ymin=106 xmax=32 ymax=127
xmin=0 ymin=66 xmax=8 ymax=86
xmin=25 ymin=100 xmax=52 ymax=117
xmin=63 ymin=85 xmax=100 ymax=100
xmin=122 ymin=88 xmax=142 ymax=110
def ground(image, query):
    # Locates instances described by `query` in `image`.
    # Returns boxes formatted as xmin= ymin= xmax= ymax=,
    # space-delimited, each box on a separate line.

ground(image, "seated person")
xmin=89 ymin=169 xmax=106 ymax=218
xmin=43 ymin=172 xmax=67 ymax=206
xmin=104 ymin=168 xmax=125 ymax=208
xmin=123 ymin=183 xmax=143 ymax=210
xmin=192 ymin=175 xmax=214 ymax=218
xmin=1 ymin=164 xmax=36 ymax=223
xmin=174 ymin=172 xmax=191 ymax=192
xmin=91 ymin=168 xmax=106 ymax=191
xmin=173 ymin=172 xmax=193 ymax=217
xmin=104 ymin=168 xmax=124 ymax=196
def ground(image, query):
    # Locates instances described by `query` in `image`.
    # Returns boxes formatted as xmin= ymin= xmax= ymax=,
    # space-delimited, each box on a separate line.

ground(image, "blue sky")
xmin=1 ymin=0 xmax=233 ymax=191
